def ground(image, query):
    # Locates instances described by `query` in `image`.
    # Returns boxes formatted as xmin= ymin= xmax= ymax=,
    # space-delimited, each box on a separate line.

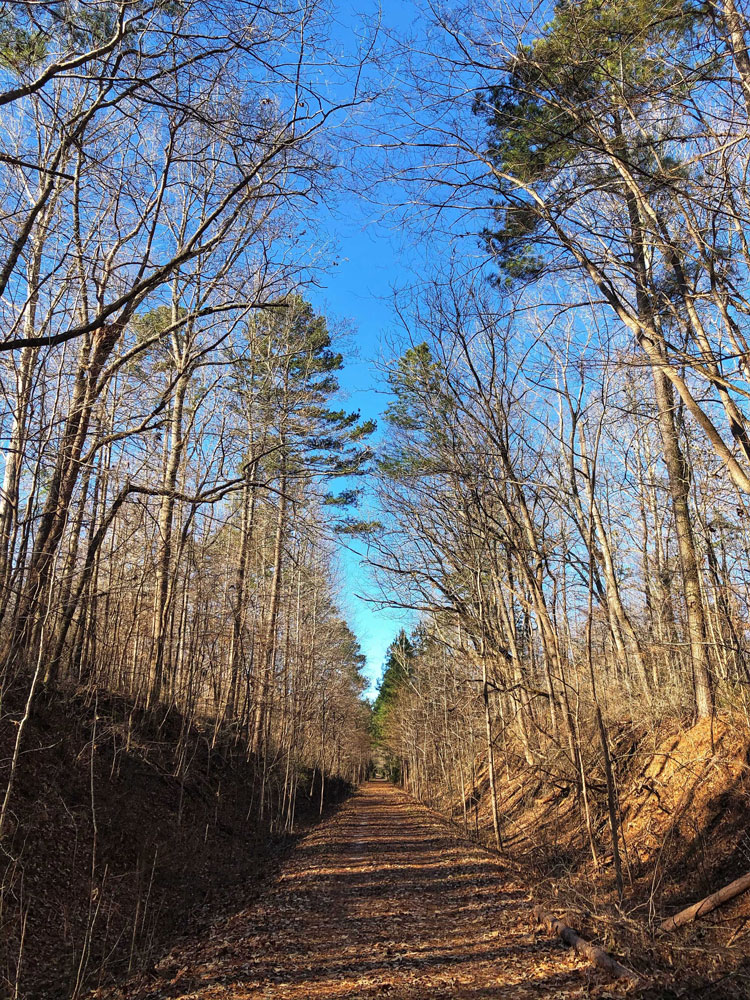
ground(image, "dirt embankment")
xmin=428 ymin=716 xmax=750 ymax=995
xmin=0 ymin=688 xmax=349 ymax=1000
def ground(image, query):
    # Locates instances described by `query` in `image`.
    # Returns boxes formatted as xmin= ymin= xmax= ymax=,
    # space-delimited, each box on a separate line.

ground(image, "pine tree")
xmin=371 ymin=629 xmax=415 ymax=780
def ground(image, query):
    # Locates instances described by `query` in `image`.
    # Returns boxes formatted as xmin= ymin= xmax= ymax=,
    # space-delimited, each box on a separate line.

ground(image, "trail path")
xmin=110 ymin=782 xmax=633 ymax=999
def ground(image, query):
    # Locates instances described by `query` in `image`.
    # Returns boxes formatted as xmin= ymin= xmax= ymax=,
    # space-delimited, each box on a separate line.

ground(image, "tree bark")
xmin=660 ymin=872 xmax=750 ymax=932
xmin=532 ymin=907 xmax=639 ymax=982
xmin=148 ymin=363 xmax=189 ymax=707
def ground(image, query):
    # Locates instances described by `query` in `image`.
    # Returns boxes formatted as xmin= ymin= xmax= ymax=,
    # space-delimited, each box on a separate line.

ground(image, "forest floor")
xmin=95 ymin=781 xmax=658 ymax=1000
xmin=0 ymin=689 xmax=350 ymax=999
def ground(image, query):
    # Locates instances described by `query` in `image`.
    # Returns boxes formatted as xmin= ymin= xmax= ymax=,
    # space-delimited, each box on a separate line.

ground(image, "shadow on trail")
xmin=113 ymin=783 xmax=611 ymax=1000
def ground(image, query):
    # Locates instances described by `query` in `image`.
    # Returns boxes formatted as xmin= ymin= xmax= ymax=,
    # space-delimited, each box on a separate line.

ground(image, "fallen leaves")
xmin=96 ymin=783 xmax=640 ymax=1000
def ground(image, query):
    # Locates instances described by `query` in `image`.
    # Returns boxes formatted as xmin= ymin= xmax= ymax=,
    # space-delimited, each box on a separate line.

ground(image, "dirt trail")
xmin=106 ymin=782 xmax=633 ymax=999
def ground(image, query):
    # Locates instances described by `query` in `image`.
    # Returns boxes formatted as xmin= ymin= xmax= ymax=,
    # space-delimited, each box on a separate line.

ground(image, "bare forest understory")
xmin=3 ymin=699 xmax=750 ymax=1000
xmin=84 ymin=779 xmax=750 ymax=1000
xmin=0 ymin=688 xmax=353 ymax=1000
xmin=399 ymin=717 xmax=750 ymax=997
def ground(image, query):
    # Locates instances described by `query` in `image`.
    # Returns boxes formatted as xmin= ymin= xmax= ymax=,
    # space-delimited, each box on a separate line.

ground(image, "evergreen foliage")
xmin=371 ymin=629 xmax=415 ymax=780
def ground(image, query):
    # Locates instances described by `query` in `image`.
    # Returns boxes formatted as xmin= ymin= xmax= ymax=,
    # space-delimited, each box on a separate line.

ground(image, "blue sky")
xmin=307 ymin=182 xmax=416 ymax=700
xmin=305 ymin=3 xmax=424 ymax=698
xmin=304 ymin=0 xmax=491 ymax=697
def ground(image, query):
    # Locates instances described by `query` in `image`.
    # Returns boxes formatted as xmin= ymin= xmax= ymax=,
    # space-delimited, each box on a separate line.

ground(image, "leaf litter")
xmin=93 ymin=783 xmax=640 ymax=999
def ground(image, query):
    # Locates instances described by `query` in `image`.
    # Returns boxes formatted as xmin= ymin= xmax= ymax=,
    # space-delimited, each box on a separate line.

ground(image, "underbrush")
xmin=410 ymin=714 xmax=750 ymax=995
xmin=0 ymin=685 xmax=352 ymax=999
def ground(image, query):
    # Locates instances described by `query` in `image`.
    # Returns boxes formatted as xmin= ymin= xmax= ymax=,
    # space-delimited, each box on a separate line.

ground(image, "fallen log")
xmin=532 ymin=905 xmax=640 ymax=983
xmin=660 ymin=871 xmax=750 ymax=932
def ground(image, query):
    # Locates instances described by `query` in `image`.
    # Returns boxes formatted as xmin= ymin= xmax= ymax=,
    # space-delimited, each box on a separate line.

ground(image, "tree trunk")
xmin=481 ymin=653 xmax=502 ymax=851
xmin=226 ymin=462 xmax=257 ymax=723
xmin=622 ymin=178 xmax=714 ymax=719
xmin=251 ymin=467 xmax=286 ymax=755
xmin=148 ymin=366 xmax=189 ymax=707
xmin=4 ymin=324 xmax=122 ymax=671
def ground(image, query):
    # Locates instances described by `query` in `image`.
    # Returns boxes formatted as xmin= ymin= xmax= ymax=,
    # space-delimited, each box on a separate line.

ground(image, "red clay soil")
xmin=97 ymin=782 xmax=640 ymax=1000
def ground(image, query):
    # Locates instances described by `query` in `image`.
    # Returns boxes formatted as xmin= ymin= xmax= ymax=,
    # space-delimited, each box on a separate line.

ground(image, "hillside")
xmin=0 ymin=687 xmax=352 ymax=999
xmin=401 ymin=716 xmax=750 ymax=994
